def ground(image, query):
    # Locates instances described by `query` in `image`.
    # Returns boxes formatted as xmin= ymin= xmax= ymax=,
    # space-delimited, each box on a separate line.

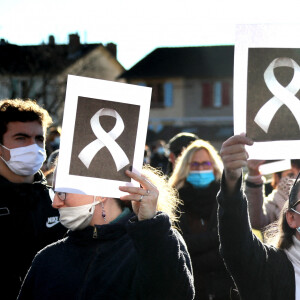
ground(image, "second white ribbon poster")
xmin=234 ymin=24 xmax=300 ymax=159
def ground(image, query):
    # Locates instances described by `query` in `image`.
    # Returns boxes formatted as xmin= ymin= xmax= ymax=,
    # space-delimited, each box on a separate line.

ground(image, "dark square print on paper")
xmin=247 ymin=48 xmax=300 ymax=142
xmin=69 ymin=96 xmax=140 ymax=181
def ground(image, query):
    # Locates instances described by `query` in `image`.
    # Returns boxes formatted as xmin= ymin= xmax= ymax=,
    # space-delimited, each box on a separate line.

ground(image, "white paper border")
xmin=259 ymin=159 xmax=291 ymax=175
xmin=55 ymin=75 xmax=152 ymax=198
xmin=234 ymin=24 xmax=300 ymax=159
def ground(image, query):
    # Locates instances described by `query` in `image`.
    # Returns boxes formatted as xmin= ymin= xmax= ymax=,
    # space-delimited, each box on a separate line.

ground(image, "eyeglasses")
xmin=288 ymin=171 xmax=300 ymax=209
xmin=291 ymin=208 xmax=300 ymax=215
xmin=190 ymin=161 xmax=212 ymax=170
xmin=49 ymin=189 xmax=67 ymax=202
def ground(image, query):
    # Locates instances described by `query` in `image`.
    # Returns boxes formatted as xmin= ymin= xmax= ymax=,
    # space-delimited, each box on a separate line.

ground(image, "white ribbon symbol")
xmin=254 ymin=57 xmax=300 ymax=133
xmin=78 ymin=108 xmax=129 ymax=171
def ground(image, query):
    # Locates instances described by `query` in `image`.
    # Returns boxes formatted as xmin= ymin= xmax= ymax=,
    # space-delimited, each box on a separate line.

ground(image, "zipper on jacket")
xmin=93 ymin=227 xmax=97 ymax=239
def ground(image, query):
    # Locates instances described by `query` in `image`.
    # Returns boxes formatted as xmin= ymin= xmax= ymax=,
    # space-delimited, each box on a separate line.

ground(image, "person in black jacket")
xmin=218 ymin=134 xmax=300 ymax=299
xmin=169 ymin=139 xmax=234 ymax=300
xmin=18 ymin=165 xmax=195 ymax=300
xmin=0 ymin=99 xmax=66 ymax=300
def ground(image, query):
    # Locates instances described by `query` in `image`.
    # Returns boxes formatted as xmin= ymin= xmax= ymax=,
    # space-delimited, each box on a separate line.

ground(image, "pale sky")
xmin=1 ymin=0 xmax=300 ymax=69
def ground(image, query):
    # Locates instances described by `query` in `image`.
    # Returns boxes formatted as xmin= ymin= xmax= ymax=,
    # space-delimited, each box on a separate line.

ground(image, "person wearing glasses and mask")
xmin=218 ymin=134 xmax=300 ymax=300
xmin=169 ymin=139 xmax=234 ymax=300
xmin=17 ymin=165 xmax=195 ymax=300
xmin=0 ymin=99 xmax=66 ymax=300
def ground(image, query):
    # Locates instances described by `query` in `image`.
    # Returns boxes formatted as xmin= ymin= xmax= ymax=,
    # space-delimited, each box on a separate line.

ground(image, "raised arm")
xmin=219 ymin=134 xmax=253 ymax=194
xmin=244 ymin=159 xmax=270 ymax=229
xmin=217 ymin=135 xmax=275 ymax=299
xmin=119 ymin=170 xmax=195 ymax=299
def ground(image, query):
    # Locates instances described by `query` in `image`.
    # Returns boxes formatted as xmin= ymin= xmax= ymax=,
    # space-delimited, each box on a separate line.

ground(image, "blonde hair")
xmin=169 ymin=139 xmax=223 ymax=190
xmin=142 ymin=164 xmax=181 ymax=226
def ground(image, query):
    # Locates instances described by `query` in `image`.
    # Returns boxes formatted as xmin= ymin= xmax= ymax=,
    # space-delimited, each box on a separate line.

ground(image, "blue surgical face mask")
xmin=186 ymin=170 xmax=215 ymax=188
xmin=51 ymin=136 xmax=60 ymax=147
xmin=157 ymin=146 xmax=165 ymax=156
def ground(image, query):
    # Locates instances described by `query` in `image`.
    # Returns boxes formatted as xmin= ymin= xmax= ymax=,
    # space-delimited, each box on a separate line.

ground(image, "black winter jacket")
xmin=0 ymin=171 xmax=66 ymax=300
xmin=178 ymin=181 xmax=234 ymax=300
xmin=18 ymin=211 xmax=195 ymax=300
xmin=217 ymin=174 xmax=295 ymax=300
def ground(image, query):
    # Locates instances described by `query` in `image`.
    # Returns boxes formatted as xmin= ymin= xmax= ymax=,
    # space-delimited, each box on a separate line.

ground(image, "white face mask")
xmin=58 ymin=197 xmax=100 ymax=231
xmin=0 ymin=143 xmax=46 ymax=176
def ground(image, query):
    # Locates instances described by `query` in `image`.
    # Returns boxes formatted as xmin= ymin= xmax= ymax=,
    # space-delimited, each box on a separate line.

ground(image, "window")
xmin=222 ymin=82 xmax=230 ymax=106
xmin=201 ymin=81 xmax=230 ymax=108
xmin=213 ymin=82 xmax=222 ymax=108
xmin=202 ymin=82 xmax=213 ymax=107
xmin=21 ymin=80 xmax=29 ymax=98
xmin=151 ymin=83 xmax=164 ymax=108
xmin=138 ymin=81 xmax=173 ymax=108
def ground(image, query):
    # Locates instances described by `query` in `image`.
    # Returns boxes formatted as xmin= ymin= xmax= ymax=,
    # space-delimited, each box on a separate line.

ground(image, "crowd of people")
xmin=1 ymin=97 xmax=300 ymax=300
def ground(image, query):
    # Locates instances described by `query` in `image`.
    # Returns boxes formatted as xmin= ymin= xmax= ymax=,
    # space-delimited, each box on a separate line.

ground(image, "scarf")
xmin=178 ymin=181 xmax=219 ymax=219
xmin=285 ymin=235 xmax=300 ymax=300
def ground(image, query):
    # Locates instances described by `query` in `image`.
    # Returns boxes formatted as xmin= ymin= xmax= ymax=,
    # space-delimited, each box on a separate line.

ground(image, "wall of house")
xmin=0 ymin=46 xmax=125 ymax=125
xmin=149 ymin=78 xmax=185 ymax=126
xmin=0 ymin=75 xmax=62 ymax=123
xmin=0 ymin=75 xmax=52 ymax=101
xmin=125 ymin=78 xmax=186 ymax=130
xmin=183 ymin=78 xmax=233 ymax=118
xmin=51 ymin=46 xmax=125 ymax=123
xmin=64 ymin=46 xmax=125 ymax=82
xmin=126 ymin=76 xmax=233 ymax=131
xmin=0 ymin=76 xmax=11 ymax=98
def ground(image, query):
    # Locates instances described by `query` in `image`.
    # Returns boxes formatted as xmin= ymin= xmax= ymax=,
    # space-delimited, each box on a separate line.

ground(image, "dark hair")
xmin=167 ymin=132 xmax=199 ymax=158
xmin=271 ymin=171 xmax=283 ymax=189
xmin=265 ymin=179 xmax=300 ymax=249
xmin=264 ymin=202 xmax=295 ymax=250
xmin=115 ymin=198 xmax=132 ymax=211
xmin=0 ymin=99 xmax=52 ymax=143
xmin=277 ymin=202 xmax=295 ymax=249
xmin=291 ymin=159 xmax=300 ymax=170
xmin=288 ymin=173 xmax=300 ymax=209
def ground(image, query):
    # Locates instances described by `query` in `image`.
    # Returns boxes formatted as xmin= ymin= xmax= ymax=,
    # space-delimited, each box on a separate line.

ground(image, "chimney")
xmin=48 ymin=35 xmax=55 ymax=46
xmin=68 ymin=33 xmax=81 ymax=54
xmin=106 ymin=43 xmax=117 ymax=58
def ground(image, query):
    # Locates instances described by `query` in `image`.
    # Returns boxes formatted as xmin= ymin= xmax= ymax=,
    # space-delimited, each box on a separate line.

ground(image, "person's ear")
xmin=292 ymin=167 xmax=300 ymax=177
xmin=286 ymin=211 xmax=298 ymax=229
xmin=274 ymin=173 xmax=280 ymax=186
xmin=96 ymin=196 xmax=108 ymax=203
xmin=169 ymin=152 xmax=176 ymax=164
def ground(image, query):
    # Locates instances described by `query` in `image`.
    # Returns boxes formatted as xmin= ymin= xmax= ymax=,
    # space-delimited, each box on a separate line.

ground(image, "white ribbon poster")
xmin=234 ymin=24 xmax=300 ymax=159
xmin=55 ymin=75 xmax=152 ymax=198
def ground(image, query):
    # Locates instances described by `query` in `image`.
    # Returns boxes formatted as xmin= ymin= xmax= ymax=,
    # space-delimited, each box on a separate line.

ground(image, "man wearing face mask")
xmin=169 ymin=139 xmax=235 ymax=300
xmin=0 ymin=99 xmax=66 ymax=300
